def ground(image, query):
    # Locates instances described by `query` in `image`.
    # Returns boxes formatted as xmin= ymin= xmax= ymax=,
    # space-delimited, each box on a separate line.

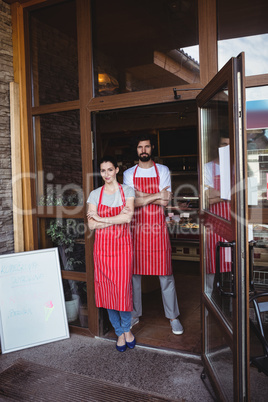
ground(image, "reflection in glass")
xmin=204 ymin=226 xmax=233 ymax=326
xmin=251 ymin=223 xmax=268 ymax=293
xmin=217 ymin=0 xmax=268 ymax=76
xmin=29 ymin=0 xmax=79 ymax=106
xmin=205 ymin=308 xmax=233 ymax=401
xmin=63 ymin=279 xmax=88 ymax=327
xmin=39 ymin=218 xmax=86 ymax=273
xmin=34 ymin=110 xmax=83 ymax=206
xmin=201 ymin=90 xmax=231 ymax=217
xmin=246 ymin=86 xmax=268 ymax=102
xmin=92 ymin=0 xmax=199 ymax=96
xmin=246 ymin=87 xmax=268 ymax=209
xmin=181 ymin=45 xmax=199 ymax=63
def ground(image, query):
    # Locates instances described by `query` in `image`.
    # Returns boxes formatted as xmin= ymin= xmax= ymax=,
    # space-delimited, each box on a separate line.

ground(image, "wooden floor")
xmin=103 ymin=260 xmax=202 ymax=354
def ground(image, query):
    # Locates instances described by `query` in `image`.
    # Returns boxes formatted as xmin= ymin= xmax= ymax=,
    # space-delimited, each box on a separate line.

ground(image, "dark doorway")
xmin=92 ymin=102 xmax=201 ymax=354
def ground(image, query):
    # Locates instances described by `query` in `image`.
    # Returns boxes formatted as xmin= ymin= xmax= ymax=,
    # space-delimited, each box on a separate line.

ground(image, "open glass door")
xmin=197 ymin=53 xmax=249 ymax=401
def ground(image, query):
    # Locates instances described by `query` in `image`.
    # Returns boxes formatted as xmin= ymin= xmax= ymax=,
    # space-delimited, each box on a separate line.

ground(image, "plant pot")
xmin=65 ymin=294 xmax=80 ymax=323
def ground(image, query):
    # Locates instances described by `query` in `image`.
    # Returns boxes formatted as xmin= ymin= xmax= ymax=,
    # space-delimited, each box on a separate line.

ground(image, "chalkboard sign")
xmin=0 ymin=248 xmax=69 ymax=354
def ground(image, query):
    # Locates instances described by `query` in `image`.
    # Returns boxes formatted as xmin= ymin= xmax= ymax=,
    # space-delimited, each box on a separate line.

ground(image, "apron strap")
xmin=118 ymin=183 xmax=126 ymax=207
xmin=153 ymin=161 xmax=160 ymax=180
xmin=98 ymin=186 xmax=105 ymax=206
xmin=133 ymin=164 xmax=139 ymax=181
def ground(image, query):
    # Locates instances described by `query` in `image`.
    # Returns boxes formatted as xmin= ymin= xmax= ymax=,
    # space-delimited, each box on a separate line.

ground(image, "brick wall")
xmin=0 ymin=0 xmax=14 ymax=254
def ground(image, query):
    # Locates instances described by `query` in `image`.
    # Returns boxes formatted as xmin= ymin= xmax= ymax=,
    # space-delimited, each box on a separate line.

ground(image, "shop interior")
xmin=92 ymin=100 xmax=268 ymax=359
xmin=93 ymin=101 xmax=201 ymax=353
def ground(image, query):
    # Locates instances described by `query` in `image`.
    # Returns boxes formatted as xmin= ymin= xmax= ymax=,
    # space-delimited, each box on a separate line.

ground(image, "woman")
xmin=87 ymin=156 xmax=135 ymax=352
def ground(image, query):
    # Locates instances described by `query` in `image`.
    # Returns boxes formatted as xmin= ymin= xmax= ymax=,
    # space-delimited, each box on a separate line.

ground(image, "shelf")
xmin=170 ymin=238 xmax=199 ymax=244
xmin=254 ymin=262 xmax=268 ymax=267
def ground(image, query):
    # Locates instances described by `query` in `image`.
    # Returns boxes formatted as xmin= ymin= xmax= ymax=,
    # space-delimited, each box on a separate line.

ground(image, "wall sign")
xmin=0 ymin=248 xmax=69 ymax=354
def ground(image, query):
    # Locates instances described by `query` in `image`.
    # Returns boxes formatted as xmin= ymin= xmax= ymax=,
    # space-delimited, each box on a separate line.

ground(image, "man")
xmin=123 ymin=134 xmax=183 ymax=335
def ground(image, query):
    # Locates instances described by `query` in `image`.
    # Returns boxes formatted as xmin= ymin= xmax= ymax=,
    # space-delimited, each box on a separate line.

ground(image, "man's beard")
xmin=138 ymin=153 xmax=151 ymax=162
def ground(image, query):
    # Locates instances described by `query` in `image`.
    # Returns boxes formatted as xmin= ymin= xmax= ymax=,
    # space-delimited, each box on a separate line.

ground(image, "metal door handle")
xmin=216 ymin=241 xmax=236 ymax=297
xmin=249 ymin=240 xmax=256 ymax=293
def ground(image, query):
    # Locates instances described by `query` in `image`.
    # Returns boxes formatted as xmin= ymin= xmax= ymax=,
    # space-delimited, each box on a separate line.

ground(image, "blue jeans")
xmin=107 ymin=309 xmax=132 ymax=336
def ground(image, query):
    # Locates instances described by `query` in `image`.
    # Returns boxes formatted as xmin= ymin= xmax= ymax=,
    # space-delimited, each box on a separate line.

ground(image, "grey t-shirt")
xmin=87 ymin=184 xmax=135 ymax=207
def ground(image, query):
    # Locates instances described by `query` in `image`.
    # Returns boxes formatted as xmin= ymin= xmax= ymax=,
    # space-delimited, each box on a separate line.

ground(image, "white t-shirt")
xmin=123 ymin=163 xmax=171 ymax=191
xmin=87 ymin=184 xmax=134 ymax=207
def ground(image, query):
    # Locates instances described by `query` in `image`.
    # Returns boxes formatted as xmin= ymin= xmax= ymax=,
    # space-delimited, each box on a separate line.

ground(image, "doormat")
xmin=0 ymin=359 xmax=180 ymax=402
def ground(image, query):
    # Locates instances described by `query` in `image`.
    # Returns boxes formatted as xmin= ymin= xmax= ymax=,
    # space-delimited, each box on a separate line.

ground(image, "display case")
xmin=162 ymin=154 xmax=200 ymax=261
xmin=166 ymin=194 xmax=200 ymax=261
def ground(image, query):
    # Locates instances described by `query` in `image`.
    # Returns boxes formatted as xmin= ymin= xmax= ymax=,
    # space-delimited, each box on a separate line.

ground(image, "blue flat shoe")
xmin=116 ymin=343 xmax=127 ymax=352
xmin=126 ymin=336 xmax=136 ymax=349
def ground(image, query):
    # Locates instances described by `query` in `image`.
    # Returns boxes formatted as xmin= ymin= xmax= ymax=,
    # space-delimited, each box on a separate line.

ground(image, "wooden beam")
xmin=76 ymin=0 xmax=99 ymax=337
xmin=32 ymin=100 xmax=80 ymax=116
xmin=198 ymin=0 xmax=217 ymax=84
xmin=11 ymin=2 xmax=36 ymax=250
xmin=10 ymin=82 xmax=24 ymax=252
xmin=245 ymin=74 xmax=268 ymax=88
xmin=87 ymin=85 xmax=203 ymax=112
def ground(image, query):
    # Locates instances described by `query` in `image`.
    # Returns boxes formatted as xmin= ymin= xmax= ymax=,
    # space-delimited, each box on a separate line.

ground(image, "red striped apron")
xmin=94 ymin=184 xmax=133 ymax=311
xmin=206 ymin=162 xmax=231 ymax=274
xmin=132 ymin=163 xmax=172 ymax=276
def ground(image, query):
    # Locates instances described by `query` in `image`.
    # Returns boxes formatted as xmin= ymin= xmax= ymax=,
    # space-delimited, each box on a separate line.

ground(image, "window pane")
xmin=205 ymin=308 xmax=233 ymax=401
xmin=30 ymin=0 xmax=79 ymax=106
xmin=34 ymin=110 xmax=83 ymax=206
xmin=92 ymin=0 xmax=199 ymax=96
xmin=217 ymin=0 xmax=268 ymax=76
xmin=63 ymin=279 xmax=88 ymax=327
xmin=39 ymin=218 xmax=86 ymax=273
xmin=200 ymin=89 xmax=231 ymax=218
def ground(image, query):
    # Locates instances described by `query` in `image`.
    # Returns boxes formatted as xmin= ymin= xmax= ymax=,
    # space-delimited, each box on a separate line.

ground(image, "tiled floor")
xmin=103 ymin=261 xmax=202 ymax=355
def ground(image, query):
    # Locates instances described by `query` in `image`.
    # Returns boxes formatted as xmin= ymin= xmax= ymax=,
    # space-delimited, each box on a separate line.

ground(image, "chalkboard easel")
xmin=0 ymin=248 xmax=69 ymax=354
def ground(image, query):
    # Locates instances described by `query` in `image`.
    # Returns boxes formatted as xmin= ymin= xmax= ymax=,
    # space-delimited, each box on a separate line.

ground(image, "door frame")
xmin=197 ymin=53 xmax=249 ymax=400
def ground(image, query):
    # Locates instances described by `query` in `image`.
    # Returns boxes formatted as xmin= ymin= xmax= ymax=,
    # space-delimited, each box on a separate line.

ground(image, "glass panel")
xmin=92 ymin=0 xmax=199 ymax=96
xmin=205 ymin=307 xmax=233 ymax=401
xmin=34 ymin=110 xmax=83 ymax=206
xmin=29 ymin=0 xmax=79 ymax=106
xmin=39 ymin=218 xmax=86 ymax=273
xmin=247 ymin=86 xmax=268 ymax=399
xmin=251 ymin=224 xmax=268 ymax=292
xmin=204 ymin=226 xmax=233 ymax=326
xmin=63 ymin=279 xmax=88 ymax=327
xmin=246 ymin=87 xmax=268 ymax=209
xmin=247 ymin=86 xmax=268 ymax=297
xmin=217 ymin=0 xmax=268 ymax=76
xmin=201 ymin=90 xmax=231 ymax=218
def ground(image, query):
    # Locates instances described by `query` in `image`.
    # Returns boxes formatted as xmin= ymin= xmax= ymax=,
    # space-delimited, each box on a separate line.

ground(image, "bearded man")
xmin=123 ymin=134 xmax=183 ymax=335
